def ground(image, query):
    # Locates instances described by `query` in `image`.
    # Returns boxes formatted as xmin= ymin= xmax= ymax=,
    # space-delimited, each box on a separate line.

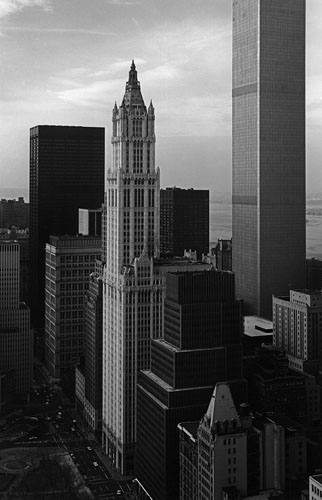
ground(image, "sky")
xmin=1 ymin=0 xmax=322 ymax=196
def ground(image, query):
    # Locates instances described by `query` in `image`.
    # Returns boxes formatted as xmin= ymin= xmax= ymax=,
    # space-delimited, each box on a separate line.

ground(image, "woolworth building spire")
xmin=102 ymin=62 xmax=162 ymax=475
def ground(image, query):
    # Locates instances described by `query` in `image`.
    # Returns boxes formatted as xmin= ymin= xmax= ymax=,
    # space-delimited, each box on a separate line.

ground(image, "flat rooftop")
xmin=244 ymin=315 xmax=273 ymax=337
xmin=177 ymin=421 xmax=199 ymax=441
xmin=311 ymin=474 xmax=322 ymax=485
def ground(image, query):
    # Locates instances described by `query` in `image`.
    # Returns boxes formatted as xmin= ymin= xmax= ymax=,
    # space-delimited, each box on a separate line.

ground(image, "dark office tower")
xmin=306 ymin=258 xmax=322 ymax=290
xmin=232 ymin=0 xmax=306 ymax=319
xmin=0 ymin=197 xmax=29 ymax=229
xmin=136 ymin=270 xmax=244 ymax=500
xmin=212 ymin=238 xmax=232 ymax=271
xmin=29 ymin=125 xmax=104 ymax=330
xmin=245 ymin=345 xmax=320 ymax=423
xmin=160 ymin=187 xmax=209 ymax=259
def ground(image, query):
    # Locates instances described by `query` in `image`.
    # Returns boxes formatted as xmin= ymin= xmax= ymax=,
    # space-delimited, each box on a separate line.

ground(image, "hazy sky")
xmin=1 ymin=0 xmax=322 ymax=195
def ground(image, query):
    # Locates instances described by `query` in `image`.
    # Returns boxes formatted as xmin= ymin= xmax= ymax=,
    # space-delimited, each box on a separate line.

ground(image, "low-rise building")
xmin=243 ymin=316 xmax=273 ymax=355
xmin=273 ymin=290 xmax=322 ymax=375
xmin=0 ymin=197 xmax=29 ymax=229
xmin=245 ymin=345 xmax=320 ymax=423
xmin=309 ymin=474 xmax=322 ymax=500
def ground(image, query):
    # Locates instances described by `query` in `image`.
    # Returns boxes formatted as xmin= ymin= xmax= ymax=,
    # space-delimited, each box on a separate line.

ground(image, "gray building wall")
xmin=232 ymin=0 xmax=306 ymax=318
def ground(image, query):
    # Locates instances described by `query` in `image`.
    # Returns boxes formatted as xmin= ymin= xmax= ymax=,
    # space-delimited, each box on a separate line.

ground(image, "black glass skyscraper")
xmin=29 ymin=125 xmax=104 ymax=332
xmin=160 ymin=187 xmax=209 ymax=259
xmin=136 ymin=270 xmax=244 ymax=500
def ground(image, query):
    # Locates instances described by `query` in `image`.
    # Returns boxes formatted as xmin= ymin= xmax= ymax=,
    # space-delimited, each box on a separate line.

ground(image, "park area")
xmin=0 ymin=447 xmax=88 ymax=499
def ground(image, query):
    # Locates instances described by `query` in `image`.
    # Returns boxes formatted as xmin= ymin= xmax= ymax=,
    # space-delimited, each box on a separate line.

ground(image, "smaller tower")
xmin=197 ymin=383 xmax=247 ymax=499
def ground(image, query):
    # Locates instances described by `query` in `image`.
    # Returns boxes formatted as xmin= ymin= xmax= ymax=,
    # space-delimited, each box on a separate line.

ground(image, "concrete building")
xmin=44 ymin=235 xmax=101 ymax=389
xmin=177 ymin=422 xmax=199 ymax=500
xmin=78 ymin=208 xmax=102 ymax=237
xmin=160 ymin=187 xmax=209 ymax=259
xmin=310 ymin=475 xmax=322 ymax=500
xmin=0 ymin=197 xmax=29 ymax=229
xmin=0 ymin=241 xmax=32 ymax=401
xmin=135 ymin=270 xmax=245 ymax=500
xmin=29 ymin=125 xmax=104 ymax=333
xmin=245 ymin=345 xmax=320 ymax=423
xmin=178 ymin=394 xmax=307 ymax=499
xmin=273 ymin=290 xmax=322 ymax=374
xmin=0 ymin=228 xmax=29 ymax=306
xmin=178 ymin=385 xmax=249 ymax=500
xmin=198 ymin=383 xmax=247 ymax=499
xmin=253 ymin=413 xmax=307 ymax=493
xmin=102 ymin=62 xmax=163 ymax=475
xmin=232 ymin=0 xmax=306 ymax=318
xmin=75 ymin=259 xmax=103 ymax=433
xmin=243 ymin=316 xmax=273 ymax=355
xmin=212 ymin=238 xmax=232 ymax=271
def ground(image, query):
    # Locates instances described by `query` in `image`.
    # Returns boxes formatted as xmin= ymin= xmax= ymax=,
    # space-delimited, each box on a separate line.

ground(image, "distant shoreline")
xmin=0 ymin=188 xmax=29 ymax=202
xmin=2 ymin=187 xmax=322 ymax=206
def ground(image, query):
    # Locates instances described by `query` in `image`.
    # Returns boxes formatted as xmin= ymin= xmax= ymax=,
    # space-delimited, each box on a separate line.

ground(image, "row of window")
xmin=311 ymin=484 xmax=322 ymax=497
xmin=60 ymin=255 xmax=97 ymax=264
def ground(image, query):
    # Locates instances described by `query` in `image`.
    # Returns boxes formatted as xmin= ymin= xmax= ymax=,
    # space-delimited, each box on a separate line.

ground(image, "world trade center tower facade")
xmin=232 ymin=0 xmax=306 ymax=318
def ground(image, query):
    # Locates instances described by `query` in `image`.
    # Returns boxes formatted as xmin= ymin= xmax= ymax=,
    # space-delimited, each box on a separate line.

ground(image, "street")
xmin=0 ymin=378 xmax=133 ymax=499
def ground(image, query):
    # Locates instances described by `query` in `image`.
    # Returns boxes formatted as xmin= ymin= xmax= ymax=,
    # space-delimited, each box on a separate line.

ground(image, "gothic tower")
xmin=102 ymin=62 xmax=163 ymax=474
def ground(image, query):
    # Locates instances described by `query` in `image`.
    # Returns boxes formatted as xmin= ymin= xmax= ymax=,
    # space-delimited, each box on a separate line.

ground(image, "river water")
xmin=2 ymin=188 xmax=322 ymax=258
xmin=210 ymin=194 xmax=322 ymax=258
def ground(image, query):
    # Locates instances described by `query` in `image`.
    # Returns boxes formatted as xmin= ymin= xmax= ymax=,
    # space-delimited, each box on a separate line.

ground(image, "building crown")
xmin=202 ymin=383 xmax=241 ymax=435
xmin=121 ymin=60 xmax=146 ymax=111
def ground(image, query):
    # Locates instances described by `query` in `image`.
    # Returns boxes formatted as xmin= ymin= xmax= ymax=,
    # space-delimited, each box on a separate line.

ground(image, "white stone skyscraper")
xmin=102 ymin=62 xmax=162 ymax=475
xmin=232 ymin=0 xmax=306 ymax=319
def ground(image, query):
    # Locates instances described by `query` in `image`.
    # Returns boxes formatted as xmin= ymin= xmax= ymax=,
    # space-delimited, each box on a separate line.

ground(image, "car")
xmin=71 ymin=427 xmax=75 ymax=432
xmin=117 ymin=490 xmax=122 ymax=496
xmin=87 ymin=446 xmax=92 ymax=451
xmin=93 ymin=462 xmax=99 ymax=467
